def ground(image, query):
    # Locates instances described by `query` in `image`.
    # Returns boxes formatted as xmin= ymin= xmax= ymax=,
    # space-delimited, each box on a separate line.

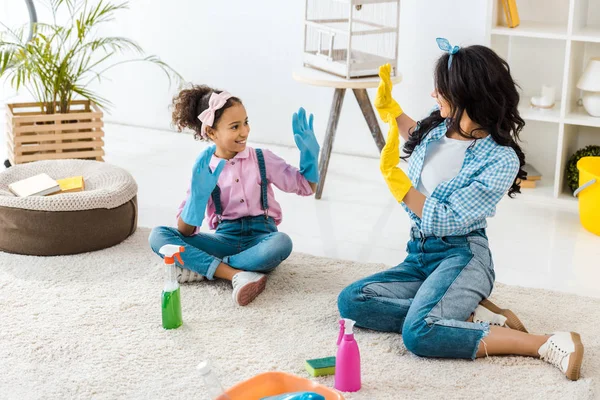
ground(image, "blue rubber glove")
xmin=180 ymin=145 xmax=226 ymax=226
xmin=292 ymin=107 xmax=320 ymax=183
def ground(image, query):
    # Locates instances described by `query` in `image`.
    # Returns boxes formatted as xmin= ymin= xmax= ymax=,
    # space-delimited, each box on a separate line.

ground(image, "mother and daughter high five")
xmin=149 ymin=39 xmax=584 ymax=381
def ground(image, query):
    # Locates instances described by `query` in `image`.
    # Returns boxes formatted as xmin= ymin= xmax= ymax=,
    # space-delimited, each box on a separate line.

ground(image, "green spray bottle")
xmin=159 ymin=244 xmax=184 ymax=329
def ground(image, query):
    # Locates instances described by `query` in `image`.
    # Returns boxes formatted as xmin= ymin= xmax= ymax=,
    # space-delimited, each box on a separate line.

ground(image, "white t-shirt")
xmin=417 ymin=135 xmax=474 ymax=197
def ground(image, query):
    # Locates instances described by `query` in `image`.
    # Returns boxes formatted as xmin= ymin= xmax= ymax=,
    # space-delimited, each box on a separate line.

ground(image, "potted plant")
xmin=0 ymin=0 xmax=182 ymax=165
xmin=566 ymin=145 xmax=600 ymax=193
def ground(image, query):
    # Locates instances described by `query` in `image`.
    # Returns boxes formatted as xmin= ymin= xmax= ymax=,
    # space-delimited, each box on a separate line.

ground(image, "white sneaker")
xmin=176 ymin=266 xmax=205 ymax=284
xmin=231 ymin=271 xmax=267 ymax=306
xmin=538 ymin=332 xmax=584 ymax=381
xmin=474 ymin=299 xmax=528 ymax=332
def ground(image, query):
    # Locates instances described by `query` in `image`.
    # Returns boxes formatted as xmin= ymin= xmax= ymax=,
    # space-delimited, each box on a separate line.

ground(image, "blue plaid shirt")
xmin=403 ymin=119 xmax=520 ymax=237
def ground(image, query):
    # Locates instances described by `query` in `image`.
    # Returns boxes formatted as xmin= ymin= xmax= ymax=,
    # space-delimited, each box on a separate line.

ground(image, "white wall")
xmin=1 ymin=0 xmax=488 ymax=158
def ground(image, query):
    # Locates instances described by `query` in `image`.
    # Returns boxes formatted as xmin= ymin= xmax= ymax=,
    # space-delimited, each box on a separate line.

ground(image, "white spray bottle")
xmin=197 ymin=361 xmax=232 ymax=400
xmin=159 ymin=244 xmax=184 ymax=329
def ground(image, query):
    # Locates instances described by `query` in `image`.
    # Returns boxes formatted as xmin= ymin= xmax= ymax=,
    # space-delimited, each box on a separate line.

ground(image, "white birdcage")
xmin=303 ymin=0 xmax=400 ymax=79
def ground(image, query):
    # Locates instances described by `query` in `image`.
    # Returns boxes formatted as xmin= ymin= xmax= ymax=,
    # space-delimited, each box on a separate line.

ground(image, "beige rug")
xmin=0 ymin=228 xmax=597 ymax=400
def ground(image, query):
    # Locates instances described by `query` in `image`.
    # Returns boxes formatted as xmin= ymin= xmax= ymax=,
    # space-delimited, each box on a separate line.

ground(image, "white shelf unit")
xmin=486 ymin=0 xmax=600 ymax=210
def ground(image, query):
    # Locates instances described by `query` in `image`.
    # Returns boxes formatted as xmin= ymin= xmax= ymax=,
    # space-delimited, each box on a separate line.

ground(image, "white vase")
xmin=531 ymin=85 xmax=556 ymax=109
xmin=582 ymin=91 xmax=600 ymax=117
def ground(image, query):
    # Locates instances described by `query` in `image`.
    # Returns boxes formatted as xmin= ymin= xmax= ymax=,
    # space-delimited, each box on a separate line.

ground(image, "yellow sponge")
xmin=57 ymin=176 xmax=85 ymax=193
xmin=305 ymin=356 xmax=335 ymax=377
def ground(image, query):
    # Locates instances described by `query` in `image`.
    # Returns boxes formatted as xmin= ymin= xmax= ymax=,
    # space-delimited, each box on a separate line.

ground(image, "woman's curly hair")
xmin=403 ymin=45 xmax=526 ymax=197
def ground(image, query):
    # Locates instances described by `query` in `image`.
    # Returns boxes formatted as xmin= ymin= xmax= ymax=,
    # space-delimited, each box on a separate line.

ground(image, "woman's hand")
xmin=292 ymin=107 xmax=320 ymax=183
xmin=180 ymin=145 xmax=226 ymax=226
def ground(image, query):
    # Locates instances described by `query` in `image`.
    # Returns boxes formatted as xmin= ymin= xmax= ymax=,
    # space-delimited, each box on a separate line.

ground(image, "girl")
xmin=338 ymin=39 xmax=584 ymax=380
xmin=149 ymin=85 xmax=319 ymax=306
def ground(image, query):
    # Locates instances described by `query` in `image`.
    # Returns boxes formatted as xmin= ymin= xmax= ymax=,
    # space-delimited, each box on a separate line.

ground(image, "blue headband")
xmin=436 ymin=37 xmax=460 ymax=69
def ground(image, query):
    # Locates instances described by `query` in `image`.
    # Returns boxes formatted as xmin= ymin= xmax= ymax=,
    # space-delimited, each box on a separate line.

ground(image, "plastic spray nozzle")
xmin=173 ymin=252 xmax=183 ymax=265
xmin=343 ymin=318 xmax=356 ymax=335
xmin=337 ymin=319 xmax=345 ymax=345
xmin=337 ymin=318 xmax=356 ymax=345
xmin=159 ymin=244 xmax=185 ymax=266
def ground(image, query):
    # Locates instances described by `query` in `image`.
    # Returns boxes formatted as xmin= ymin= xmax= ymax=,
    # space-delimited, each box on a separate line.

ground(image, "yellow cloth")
xmin=374 ymin=63 xmax=403 ymax=123
xmin=380 ymin=117 xmax=412 ymax=203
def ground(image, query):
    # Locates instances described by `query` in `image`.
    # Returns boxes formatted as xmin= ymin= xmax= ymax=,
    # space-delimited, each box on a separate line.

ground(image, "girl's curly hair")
xmin=171 ymin=84 xmax=242 ymax=141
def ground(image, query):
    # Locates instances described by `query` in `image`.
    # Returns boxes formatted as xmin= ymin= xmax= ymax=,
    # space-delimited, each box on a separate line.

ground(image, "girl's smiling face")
xmin=431 ymin=88 xmax=452 ymax=118
xmin=206 ymin=103 xmax=250 ymax=159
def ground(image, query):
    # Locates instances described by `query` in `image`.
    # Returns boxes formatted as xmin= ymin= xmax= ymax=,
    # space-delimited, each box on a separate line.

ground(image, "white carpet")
xmin=0 ymin=228 xmax=597 ymax=400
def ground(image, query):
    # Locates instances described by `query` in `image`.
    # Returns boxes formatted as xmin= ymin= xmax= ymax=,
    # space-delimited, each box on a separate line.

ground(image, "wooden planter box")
xmin=5 ymin=100 xmax=105 ymax=165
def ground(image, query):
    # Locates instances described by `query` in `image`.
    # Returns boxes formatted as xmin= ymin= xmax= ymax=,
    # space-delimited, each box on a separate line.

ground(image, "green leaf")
xmin=0 ymin=0 xmax=182 ymax=113
xmin=566 ymin=145 xmax=600 ymax=193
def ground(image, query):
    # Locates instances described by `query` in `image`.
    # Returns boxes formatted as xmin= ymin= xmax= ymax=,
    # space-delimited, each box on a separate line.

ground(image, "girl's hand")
xmin=380 ymin=118 xmax=412 ymax=202
xmin=375 ymin=63 xmax=403 ymax=122
xmin=180 ymin=145 xmax=226 ymax=226
xmin=292 ymin=107 xmax=320 ymax=183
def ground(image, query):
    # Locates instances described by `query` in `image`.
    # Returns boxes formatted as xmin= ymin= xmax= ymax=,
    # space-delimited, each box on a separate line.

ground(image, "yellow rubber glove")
xmin=380 ymin=117 xmax=412 ymax=203
xmin=374 ymin=63 xmax=403 ymax=123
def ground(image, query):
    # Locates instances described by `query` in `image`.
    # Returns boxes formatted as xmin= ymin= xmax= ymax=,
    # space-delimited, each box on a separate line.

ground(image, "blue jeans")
xmin=148 ymin=216 xmax=293 ymax=280
xmin=338 ymin=228 xmax=495 ymax=359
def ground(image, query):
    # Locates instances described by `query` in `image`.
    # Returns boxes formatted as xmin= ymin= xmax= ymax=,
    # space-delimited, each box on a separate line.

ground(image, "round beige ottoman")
xmin=0 ymin=160 xmax=138 ymax=256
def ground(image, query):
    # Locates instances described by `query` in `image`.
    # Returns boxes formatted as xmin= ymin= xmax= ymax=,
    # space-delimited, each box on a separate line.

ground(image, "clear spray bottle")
xmin=197 ymin=361 xmax=232 ymax=400
xmin=158 ymin=244 xmax=184 ymax=329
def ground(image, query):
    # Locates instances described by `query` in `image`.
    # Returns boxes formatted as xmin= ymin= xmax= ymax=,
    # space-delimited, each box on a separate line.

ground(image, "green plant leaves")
xmin=566 ymin=145 xmax=600 ymax=193
xmin=0 ymin=0 xmax=183 ymax=114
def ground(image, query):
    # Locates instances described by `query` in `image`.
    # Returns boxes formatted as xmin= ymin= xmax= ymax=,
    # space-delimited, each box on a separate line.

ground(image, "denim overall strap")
xmin=255 ymin=148 xmax=269 ymax=218
xmin=210 ymin=149 xmax=269 ymax=226
xmin=210 ymin=185 xmax=223 ymax=224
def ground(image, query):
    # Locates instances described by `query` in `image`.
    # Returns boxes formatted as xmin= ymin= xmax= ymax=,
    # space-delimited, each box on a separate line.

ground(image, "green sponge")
xmin=305 ymin=356 xmax=336 ymax=377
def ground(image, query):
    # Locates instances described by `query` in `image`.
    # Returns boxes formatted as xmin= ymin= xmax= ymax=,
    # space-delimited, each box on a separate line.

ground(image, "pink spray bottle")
xmin=334 ymin=318 xmax=361 ymax=392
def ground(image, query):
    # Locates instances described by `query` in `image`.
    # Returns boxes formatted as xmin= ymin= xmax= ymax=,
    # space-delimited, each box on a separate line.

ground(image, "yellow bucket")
xmin=574 ymin=157 xmax=600 ymax=236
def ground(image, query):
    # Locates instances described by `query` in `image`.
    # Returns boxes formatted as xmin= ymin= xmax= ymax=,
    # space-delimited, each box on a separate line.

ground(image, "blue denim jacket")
xmin=404 ymin=118 xmax=520 ymax=237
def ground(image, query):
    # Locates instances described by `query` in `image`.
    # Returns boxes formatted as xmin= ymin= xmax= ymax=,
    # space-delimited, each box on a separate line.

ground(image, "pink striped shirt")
xmin=177 ymin=147 xmax=313 ymax=233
